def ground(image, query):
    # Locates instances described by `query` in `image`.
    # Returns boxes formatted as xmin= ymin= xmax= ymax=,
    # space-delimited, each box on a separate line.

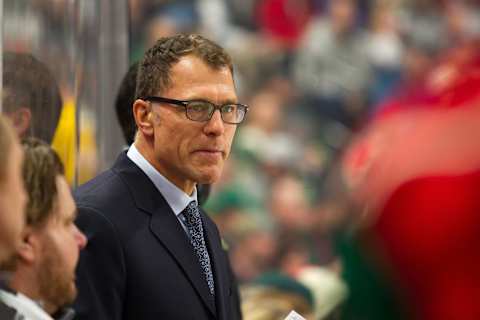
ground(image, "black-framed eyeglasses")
xmin=142 ymin=96 xmax=249 ymax=124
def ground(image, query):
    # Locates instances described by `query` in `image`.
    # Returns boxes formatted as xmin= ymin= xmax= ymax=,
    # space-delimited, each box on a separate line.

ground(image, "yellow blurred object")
xmin=51 ymin=99 xmax=98 ymax=186
xmin=51 ymin=99 xmax=77 ymax=185
xmin=77 ymin=109 xmax=98 ymax=185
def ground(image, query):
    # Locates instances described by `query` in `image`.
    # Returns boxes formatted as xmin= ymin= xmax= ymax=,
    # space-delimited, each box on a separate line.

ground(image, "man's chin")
xmin=67 ymin=283 xmax=78 ymax=303
xmin=57 ymin=282 xmax=77 ymax=307
xmin=197 ymin=172 xmax=221 ymax=184
xmin=194 ymin=166 xmax=222 ymax=184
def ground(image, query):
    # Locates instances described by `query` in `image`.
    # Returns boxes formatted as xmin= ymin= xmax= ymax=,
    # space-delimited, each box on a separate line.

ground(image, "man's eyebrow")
xmin=220 ymin=99 xmax=239 ymax=105
xmin=185 ymin=96 xmax=239 ymax=105
xmin=210 ymin=99 xmax=240 ymax=106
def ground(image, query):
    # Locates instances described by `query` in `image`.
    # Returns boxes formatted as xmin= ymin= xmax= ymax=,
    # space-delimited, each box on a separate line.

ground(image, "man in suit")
xmin=114 ymin=60 xmax=212 ymax=205
xmin=74 ymin=34 xmax=247 ymax=319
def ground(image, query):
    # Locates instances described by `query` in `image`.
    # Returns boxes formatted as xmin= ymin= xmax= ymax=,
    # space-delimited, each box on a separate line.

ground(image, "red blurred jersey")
xmin=343 ymin=40 xmax=480 ymax=319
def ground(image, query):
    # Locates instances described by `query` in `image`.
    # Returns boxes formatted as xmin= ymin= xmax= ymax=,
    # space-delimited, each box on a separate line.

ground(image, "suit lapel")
xmin=113 ymin=153 xmax=216 ymax=316
xmin=203 ymin=215 xmax=229 ymax=320
xmin=149 ymin=207 xmax=216 ymax=315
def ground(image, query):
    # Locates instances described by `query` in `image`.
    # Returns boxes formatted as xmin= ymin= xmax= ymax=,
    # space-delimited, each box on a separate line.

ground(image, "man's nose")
xmin=75 ymin=225 xmax=88 ymax=250
xmin=203 ymin=110 xmax=225 ymax=136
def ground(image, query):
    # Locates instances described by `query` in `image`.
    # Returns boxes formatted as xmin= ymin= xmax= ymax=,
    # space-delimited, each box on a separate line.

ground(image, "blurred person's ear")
xmin=133 ymin=99 xmax=154 ymax=137
xmin=16 ymin=226 xmax=40 ymax=265
xmin=6 ymin=107 xmax=31 ymax=138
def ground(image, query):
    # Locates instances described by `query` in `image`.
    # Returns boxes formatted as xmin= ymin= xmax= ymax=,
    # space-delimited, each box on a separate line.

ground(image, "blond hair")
xmin=21 ymin=138 xmax=65 ymax=226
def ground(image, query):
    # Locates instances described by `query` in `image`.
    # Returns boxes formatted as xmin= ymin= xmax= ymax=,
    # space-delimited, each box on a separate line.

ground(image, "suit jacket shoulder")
xmin=74 ymin=153 xmax=241 ymax=320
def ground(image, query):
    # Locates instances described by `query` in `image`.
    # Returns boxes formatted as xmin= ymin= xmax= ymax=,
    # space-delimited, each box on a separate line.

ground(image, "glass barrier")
xmin=1 ymin=0 xmax=129 ymax=186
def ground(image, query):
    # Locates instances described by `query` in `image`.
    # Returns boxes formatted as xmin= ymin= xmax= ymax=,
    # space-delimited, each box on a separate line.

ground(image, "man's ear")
xmin=133 ymin=99 xmax=154 ymax=137
xmin=6 ymin=108 xmax=31 ymax=138
xmin=17 ymin=226 xmax=40 ymax=265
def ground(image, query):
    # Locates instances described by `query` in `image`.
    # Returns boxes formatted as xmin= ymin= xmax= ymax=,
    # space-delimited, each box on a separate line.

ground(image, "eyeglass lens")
xmin=186 ymin=101 xmax=245 ymax=123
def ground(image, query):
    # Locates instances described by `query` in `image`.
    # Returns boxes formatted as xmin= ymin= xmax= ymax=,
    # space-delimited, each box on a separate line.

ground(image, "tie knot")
xmin=182 ymin=201 xmax=202 ymax=229
xmin=187 ymin=200 xmax=197 ymax=210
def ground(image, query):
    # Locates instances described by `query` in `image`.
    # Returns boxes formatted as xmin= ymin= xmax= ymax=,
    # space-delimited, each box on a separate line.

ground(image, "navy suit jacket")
xmin=73 ymin=152 xmax=241 ymax=319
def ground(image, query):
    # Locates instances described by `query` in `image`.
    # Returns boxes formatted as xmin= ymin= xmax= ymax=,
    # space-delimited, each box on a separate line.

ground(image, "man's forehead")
xmin=171 ymin=56 xmax=234 ymax=82
xmin=165 ymin=61 xmax=236 ymax=100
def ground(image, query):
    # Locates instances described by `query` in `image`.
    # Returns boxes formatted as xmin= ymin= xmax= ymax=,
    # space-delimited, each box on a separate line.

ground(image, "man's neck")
xmin=133 ymin=139 xmax=195 ymax=195
xmin=9 ymin=270 xmax=57 ymax=316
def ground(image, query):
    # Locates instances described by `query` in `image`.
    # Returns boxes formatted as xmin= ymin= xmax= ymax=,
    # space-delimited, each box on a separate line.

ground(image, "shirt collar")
xmin=0 ymin=290 xmax=53 ymax=320
xmin=127 ymin=144 xmax=197 ymax=216
xmin=0 ymin=273 xmax=74 ymax=320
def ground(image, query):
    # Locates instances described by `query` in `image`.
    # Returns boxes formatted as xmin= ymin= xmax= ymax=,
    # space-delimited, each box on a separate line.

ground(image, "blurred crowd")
xmin=2 ymin=0 xmax=480 ymax=319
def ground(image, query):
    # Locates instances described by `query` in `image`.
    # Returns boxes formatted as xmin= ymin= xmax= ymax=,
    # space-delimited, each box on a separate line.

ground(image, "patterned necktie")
xmin=181 ymin=201 xmax=215 ymax=295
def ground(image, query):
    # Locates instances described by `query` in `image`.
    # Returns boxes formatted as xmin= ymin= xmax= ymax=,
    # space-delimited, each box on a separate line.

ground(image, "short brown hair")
xmin=21 ymin=138 xmax=65 ymax=226
xmin=135 ymin=34 xmax=234 ymax=99
xmin=0 ymin=115 xmax=16 ymax=183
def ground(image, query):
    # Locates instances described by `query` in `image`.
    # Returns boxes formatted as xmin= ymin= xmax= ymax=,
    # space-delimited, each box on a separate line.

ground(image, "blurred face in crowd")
xmin=0 ymin=139 xmax=27 ymax=265
xmin=136 ymin=55 xmax=238 ymax=194
xmin=270 ymin=175 xmax=312 ymax=231
xmin=248 ymin=92 xmax=282 ymax=133
xmin=330 ymin=0 xmax=356 ymax=33
xmin=33 ymin=176 xmax=87 ymax=312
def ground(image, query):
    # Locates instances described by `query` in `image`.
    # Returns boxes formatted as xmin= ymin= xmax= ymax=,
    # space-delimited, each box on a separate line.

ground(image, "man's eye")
xmin=188 ymin=102 xmax=209 ymax=112
xmin=223 ymin=105 xmax=235 ymax=113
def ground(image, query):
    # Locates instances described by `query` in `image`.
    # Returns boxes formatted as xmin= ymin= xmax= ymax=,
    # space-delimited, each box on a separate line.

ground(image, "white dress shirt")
xmin=0 ymin=289 xmax=53 ymax=320
xmin=127 ymin=144 xmax=197 ymax=234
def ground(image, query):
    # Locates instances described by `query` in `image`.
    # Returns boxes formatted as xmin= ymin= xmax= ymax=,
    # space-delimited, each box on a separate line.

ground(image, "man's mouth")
xmin=193 ymin=149 xmax=224 ymax=159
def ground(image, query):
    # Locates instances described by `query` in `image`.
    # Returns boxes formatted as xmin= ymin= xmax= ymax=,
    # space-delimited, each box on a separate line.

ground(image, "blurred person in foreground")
xmin=0 ymin=138 xmax=87 ymax=320
xmin=341 ymin=40 xmax=480 ymax=320
xmin=74 ymin=34 xmax=246 ymax=319
xmin=2 ymin=52 xmax=63 ymax=144
xmin=0 ymin=116 xmax=27 ymax=318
